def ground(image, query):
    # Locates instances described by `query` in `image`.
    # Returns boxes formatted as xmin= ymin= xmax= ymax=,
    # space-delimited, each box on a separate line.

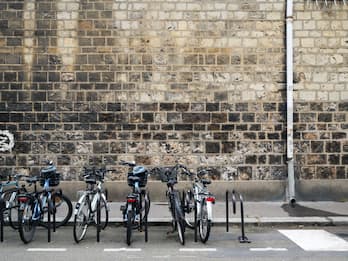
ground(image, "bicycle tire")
xmin=144 ymin=194 xmax=150 ymax=242
xmin=96 ymin=197 xmax=101 ymax=242
xmin=174 ymin=195 xmax=185 ymax=245
xmin=47 ymin=196 xmax=52 ymax=242
xmin=18 ymin=200 xmax=36 ymax=244
xmin=199 ymin=198 xmax=211 ymax=243
xmin=73 ymin=197 xmax=89 ymax=243
xmin=169 ymin=197 xmax=177 ymax=232
xmin=183 ymin=190 xmax=195 ymax=229
xmin=41 ymin=193 xmax=72 ymax=228
xmin=100 ymin=195 xmax=109 ymax=230
xmin=126 ymin=209 xmax=132 ymax=246
xmin=1 ymin=188 xmax=24 ymax=230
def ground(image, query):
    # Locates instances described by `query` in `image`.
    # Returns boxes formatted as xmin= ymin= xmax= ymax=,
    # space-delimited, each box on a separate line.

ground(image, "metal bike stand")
xmin=0 ymin=198 xmax=4 ymax=242
xmin=225 ymin=190 xmax=251 ymax=244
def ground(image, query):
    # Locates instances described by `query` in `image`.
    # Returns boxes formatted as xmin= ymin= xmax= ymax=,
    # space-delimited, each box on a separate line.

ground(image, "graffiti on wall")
xmin=0 ymin=131 xmax=14 ymax=152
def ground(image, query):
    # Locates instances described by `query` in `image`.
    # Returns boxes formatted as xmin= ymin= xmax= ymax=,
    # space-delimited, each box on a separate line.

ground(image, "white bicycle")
xmin=73 ymin=167 xmax=110 ymax=243
xmin=180 ymin=166 xmax=215 ymax=243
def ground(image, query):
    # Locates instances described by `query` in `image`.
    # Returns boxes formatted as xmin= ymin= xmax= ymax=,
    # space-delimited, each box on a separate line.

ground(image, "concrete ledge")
xmin=56 ymin=179 xmax=348 ymax=202
xmin=58 ymin=180 xmax=286 ymax=201
xmin=296 ymin=180 xmax=348 ymax=201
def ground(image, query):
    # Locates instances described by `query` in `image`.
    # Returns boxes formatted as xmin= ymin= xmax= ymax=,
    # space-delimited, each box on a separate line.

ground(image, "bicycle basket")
xmin=127 ymin=166 xmax=148 ymax=187
xmin=39 ymin=166 xmax=60 ymax=187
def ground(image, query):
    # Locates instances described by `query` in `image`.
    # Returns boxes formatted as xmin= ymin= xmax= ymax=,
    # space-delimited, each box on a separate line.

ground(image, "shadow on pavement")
xmin=281 ymin=203 xmax=347 ymax=217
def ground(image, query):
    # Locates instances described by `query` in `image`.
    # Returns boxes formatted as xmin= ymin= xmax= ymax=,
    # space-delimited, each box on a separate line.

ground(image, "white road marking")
xmin=27 ymin=248 xmax=67 ymax=252
xmin=250 ymin=247 xmax=288 ymax=251
xmin=279 ymin=229 xmax=348 ymax=251
xmin=179 ymin=248 xmax=217 ymax=252
xmin=104 ymin=248 xmax=142 ymax=252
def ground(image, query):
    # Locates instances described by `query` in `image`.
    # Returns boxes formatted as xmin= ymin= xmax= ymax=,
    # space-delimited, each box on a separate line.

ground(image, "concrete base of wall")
xmin=57 ymin=179 xmax=348 ymax=202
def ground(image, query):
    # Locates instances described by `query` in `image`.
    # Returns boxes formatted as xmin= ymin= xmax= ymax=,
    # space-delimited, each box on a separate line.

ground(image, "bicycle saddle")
xmin=25 ymin=176 xmax=39 ymax=184
xmin=85 ymin=178 xmax=96 ymax=184
xmin=128 ymin=176 xmax=141 ymax=182
xmin=201 ymin=179 xmax=211 ymax=185
xmin=167 ymin=179 xmax=177 ymax=186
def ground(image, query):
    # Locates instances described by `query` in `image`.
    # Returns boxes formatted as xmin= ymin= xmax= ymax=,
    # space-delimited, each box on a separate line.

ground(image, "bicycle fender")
xmin=207 ymin=201 xmax=213 ymax=221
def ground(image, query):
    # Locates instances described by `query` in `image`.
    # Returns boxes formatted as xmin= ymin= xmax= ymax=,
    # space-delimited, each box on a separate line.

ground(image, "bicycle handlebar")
xmin=119 ymin=160 xmax=136 ymax=167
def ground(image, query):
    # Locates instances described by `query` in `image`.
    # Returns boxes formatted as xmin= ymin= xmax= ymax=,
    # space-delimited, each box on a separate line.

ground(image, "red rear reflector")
xmin=18 ymin=197 xmax=28 ymax=203
xmin=127 ymin=198 xmax=136 ymax=203
xmin=206 ymin=197 xmax=215 ymax=202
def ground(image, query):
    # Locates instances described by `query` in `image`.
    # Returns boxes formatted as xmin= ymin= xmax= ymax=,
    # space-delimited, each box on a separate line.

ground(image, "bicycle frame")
xmin=192 ymin=181 xmax=215 ymax=221
xmin=75 ymin=180 xmax=105 ymax=217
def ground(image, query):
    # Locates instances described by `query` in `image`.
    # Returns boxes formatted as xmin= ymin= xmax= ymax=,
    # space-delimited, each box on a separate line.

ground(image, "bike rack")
xmin=0 ymin=198 xmax=4 ymax=242
xmin=225 ymin=190 xmax=251 ymax=243
xmin=47 ymin=200 xmax=57 ymax=243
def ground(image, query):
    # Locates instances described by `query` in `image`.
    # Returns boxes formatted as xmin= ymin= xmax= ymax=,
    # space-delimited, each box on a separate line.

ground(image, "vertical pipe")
xmin=286 ymin=0 xmax=296 ymax=205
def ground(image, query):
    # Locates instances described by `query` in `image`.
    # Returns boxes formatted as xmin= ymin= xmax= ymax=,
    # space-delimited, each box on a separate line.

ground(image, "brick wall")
xmin=0 ymin=0 xmax=347 ymax=181
xmin=293 ymin=0 xmax=348 ymax=179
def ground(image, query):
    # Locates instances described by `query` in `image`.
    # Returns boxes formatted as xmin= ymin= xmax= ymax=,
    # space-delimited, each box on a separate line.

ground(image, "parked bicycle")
xmin=73 ymin=166 xmax=110 ymax=243
xmin=1 ymin=174 xmax=28 ymax=230
xmin=120 ymin=160 xmax=150 ymax=246
xmin=17 ymin=161 xmax=72 ymax=243
xmin=181 ymin=166 xmax=215 ymax=243
xmin=152 ymin=164 xmax=186 ymax=245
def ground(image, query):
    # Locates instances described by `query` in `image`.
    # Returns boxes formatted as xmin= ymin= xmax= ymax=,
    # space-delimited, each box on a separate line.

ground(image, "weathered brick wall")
xmin=293 ymin=0 xmax=348 ymax=179
xmin=0 ymin=0 xmax=346 ymax=181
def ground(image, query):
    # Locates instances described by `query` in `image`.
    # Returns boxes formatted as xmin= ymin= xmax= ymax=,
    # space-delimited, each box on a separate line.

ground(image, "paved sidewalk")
xmin=89 ymin=201 xmax=348 ymax=226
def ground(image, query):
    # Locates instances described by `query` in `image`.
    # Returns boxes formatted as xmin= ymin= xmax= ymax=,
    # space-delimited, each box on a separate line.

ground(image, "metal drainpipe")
xmin=286 ymin=0 xmax=296 ymax=205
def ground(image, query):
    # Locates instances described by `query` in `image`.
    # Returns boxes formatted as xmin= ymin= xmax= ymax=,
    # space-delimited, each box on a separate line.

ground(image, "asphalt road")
xmin=1 ymin=225 xmax=348 ymax=261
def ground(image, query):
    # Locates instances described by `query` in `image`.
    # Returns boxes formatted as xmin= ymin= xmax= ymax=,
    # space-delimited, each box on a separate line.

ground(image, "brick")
xmin=326 ymin=141 xmax=341 ymax=153
xmin=307 ymin=155 xmax=326 ymax=165
xmin=206 ymin=142 xmax=220 ymax=153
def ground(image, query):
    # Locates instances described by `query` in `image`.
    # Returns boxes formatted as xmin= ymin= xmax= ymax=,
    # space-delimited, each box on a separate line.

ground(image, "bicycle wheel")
xmin=47 ymin=196 xmax=52 ymax=242
xmin=1 ymin=189 xmax=20 ymax=230
xmin=183 ymin=190 xmax=195 ymax=229
xmin=174 ymin=196 xmax=185 ymax=245
xmin=144 ymin=194 xmax=150 ymax=242
xmin=199 ymin=198 xmax=211 ymax=243
xmin=51 ymin=193 xmax=73 ymax=228
xmin=96 ymin=197 xmax=101 ymax=242
xmin=169 ymin=197 xmax=177 ymax=232
xmin=73 ymin=197 xmax=90 ymax=243
xmin=126 ymin=209 xmax=132 ymax=246
xmin=18 ymin=200 xmax=36 ymax=244
xmin=100 ymin=195 xmax=109 ymax=230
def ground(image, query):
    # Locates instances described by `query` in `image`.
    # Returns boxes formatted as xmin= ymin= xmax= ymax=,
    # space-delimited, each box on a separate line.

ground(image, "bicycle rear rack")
xmin=225 ymin=190 xmax=251 ymax=243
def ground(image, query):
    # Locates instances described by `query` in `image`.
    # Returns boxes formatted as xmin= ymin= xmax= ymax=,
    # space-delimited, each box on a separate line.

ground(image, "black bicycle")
xmin=153 ymin=164 xmax=186 ymax=245
xmin=17 ymin=161 xmax=73 ymax=243
xmin=120 ymin=160 xmax=150 ymax=246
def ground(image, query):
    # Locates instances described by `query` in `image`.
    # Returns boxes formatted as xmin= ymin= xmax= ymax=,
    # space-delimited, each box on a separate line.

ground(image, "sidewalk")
xmin=99 ymin=201 xmax=348 ymax=226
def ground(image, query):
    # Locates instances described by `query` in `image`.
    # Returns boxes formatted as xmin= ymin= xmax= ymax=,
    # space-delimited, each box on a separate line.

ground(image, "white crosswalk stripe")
xmin=279 ymin=229 xmax=348 ymax=251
